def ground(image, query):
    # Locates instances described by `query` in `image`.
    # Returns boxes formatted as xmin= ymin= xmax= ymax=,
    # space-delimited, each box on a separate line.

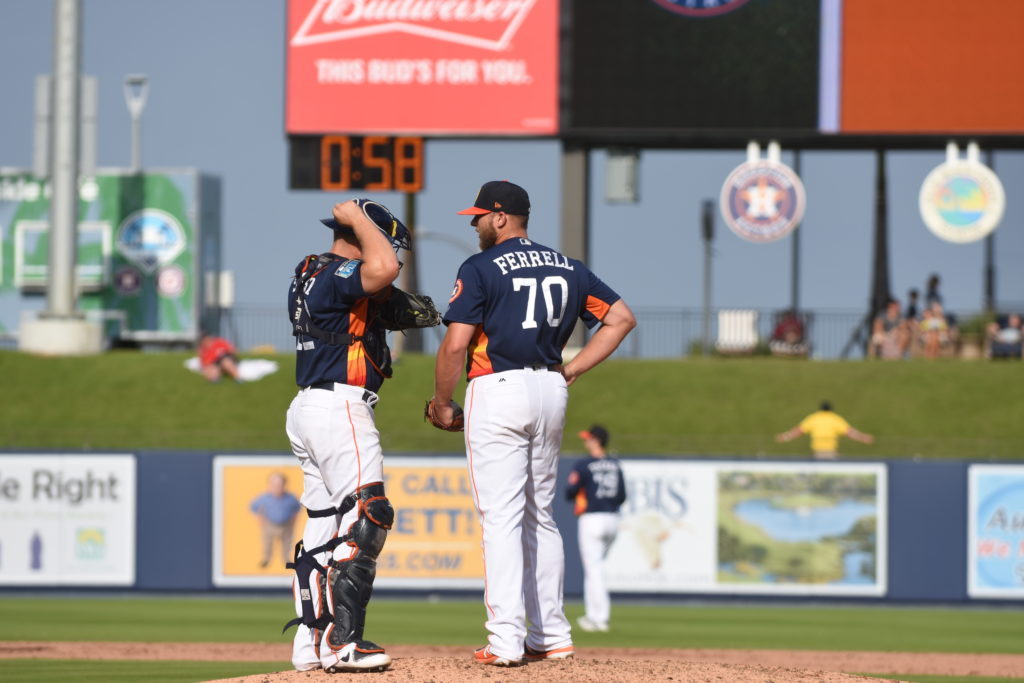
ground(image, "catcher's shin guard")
xmin=323 ymin=482 xmax=393 ymax=651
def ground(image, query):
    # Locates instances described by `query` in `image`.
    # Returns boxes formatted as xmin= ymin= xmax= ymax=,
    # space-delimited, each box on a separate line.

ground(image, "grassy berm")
xmin=1 ymin=350 xmax=1022 ymax=459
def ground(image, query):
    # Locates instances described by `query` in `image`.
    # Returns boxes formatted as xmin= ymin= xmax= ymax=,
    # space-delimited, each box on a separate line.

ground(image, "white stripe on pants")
xmin=578 ymin=512 xmax=619 ymax=624
xmin=465 ymin=368 xmax=572 ymax=660
xmin=285 ymin=384 xmax=384 ymax=670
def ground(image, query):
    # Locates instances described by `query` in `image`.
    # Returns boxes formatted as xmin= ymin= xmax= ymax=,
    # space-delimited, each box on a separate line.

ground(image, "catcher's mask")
xmin=320 ymin=199 xmax=412 ymax=254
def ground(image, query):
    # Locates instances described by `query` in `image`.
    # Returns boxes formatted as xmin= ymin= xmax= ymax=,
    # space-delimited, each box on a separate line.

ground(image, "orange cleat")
xmin=523 ymin=644 xmax=575 ymax=661
xmin=473 ymin=645 xmax=521 ymax=667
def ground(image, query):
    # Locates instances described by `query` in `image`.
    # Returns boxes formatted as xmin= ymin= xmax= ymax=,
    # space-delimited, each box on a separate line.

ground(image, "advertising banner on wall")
xmin=0 ymin=171 xmax=215 ymax=343
xmin=285 ymin=0 xmax=558 ymax=134
xmin=968 ymin=464 xmax=1024 ymax=599
xmin=607 ymin=461 xmax=887 ymax=596
xmin=0 ymin=455 xmax=136 ymax=586
xmin=213 ymin=456 xmax=482 ymax=589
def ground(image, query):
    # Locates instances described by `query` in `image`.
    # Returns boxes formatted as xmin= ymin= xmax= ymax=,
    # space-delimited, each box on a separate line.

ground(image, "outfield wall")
xmin=0 ymin=452 xmax=1021 ymax=603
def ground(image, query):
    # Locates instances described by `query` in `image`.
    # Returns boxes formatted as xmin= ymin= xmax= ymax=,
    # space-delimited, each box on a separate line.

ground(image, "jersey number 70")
xmin=513 ymin=276 xmax=569 ymax=329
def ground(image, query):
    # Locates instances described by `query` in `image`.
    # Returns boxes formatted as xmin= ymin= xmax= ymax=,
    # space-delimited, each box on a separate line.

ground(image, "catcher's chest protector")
xmin=290 ymin=255 xmax=393 ymax=379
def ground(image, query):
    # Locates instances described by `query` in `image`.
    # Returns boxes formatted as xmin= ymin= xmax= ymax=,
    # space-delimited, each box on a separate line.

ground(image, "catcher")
xmin=283 ymin=198 xmax=439 ymax=673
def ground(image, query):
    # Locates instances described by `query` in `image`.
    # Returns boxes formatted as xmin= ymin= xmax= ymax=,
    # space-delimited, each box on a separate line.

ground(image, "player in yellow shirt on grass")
xmin=775 ymin=401 xmax=874 ymax=460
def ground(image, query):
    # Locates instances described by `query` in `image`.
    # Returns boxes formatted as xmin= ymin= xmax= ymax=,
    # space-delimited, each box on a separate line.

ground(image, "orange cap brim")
xmin=457 ymin=206 xmax=491 ymax=215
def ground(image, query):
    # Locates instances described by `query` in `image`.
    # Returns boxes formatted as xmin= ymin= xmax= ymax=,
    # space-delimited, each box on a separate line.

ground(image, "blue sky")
xmin=1 ymin=0 xmax=1021 ymax=320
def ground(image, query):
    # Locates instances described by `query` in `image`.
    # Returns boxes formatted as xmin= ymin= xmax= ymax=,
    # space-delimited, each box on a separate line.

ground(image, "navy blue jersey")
xmin=442 ymin=237 xmax=620 ymax=378
xmin=288 ymin=256 xmax=387 ymax=393
xmin=565 ymin=456 xmax=626 ymax=516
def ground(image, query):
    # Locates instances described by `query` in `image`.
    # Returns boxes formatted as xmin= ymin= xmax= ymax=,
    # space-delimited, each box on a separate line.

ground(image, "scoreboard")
xmin=284 ymin=0 xmax=1024 ymax=184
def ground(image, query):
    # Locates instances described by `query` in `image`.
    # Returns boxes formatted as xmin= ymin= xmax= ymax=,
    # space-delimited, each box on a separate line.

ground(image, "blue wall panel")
xmin=887 ymin=460 xmax=969 ymax=601
xmin=135 ymin=452 xmax=213 ymax=590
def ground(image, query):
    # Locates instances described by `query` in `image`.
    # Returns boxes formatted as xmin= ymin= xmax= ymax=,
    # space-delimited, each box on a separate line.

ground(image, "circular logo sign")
xmin=114 ymin=265 xmax=143 ymax=296
xmin=649 ymin=0 xmax=752 ymax=17
xmin=919 ymin=160 xmax=1005 ymax=243
xmin=116 ymin=209 xmax=186 ymax=274
xmin=720 ymin=160 xmax=807 ymax=243
xmin=157 ymin=265 xmax=186 ymax=298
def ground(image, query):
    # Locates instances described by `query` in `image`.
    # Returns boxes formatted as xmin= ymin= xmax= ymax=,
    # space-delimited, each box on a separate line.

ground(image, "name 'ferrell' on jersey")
xmin=491 ymin=249 xmax=574 ymax=275
xmin=444 ymin=237 xmax=620 ymax=379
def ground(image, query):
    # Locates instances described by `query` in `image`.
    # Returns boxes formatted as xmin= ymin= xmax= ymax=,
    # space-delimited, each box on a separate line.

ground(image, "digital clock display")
xmin=289 ymin=135 xmax=424 ymax=192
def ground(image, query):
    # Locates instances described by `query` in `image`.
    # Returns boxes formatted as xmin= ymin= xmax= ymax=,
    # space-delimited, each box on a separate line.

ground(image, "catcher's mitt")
xmin=424 ymin=398 xmax=465 ymax=432
xmin=376 ymin=287 xmax=441 ymax=331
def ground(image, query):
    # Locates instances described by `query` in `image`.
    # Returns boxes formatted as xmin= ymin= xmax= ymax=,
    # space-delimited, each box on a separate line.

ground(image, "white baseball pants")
xmin=464 ymin=368 xmax=573 ymax=660
xmin=285 ymin=384 xmax=383 ymax=671
xmin=578 ymin=512 xmax=620 ymax=625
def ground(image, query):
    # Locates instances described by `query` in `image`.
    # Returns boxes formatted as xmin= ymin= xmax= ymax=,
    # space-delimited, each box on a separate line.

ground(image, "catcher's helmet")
xmin=321 ymin=199 xmax=412 ymax=252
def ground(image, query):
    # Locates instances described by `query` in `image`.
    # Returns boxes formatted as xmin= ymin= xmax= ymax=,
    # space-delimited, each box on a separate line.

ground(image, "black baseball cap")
xmin=457 ymin=180 xmax=530 ymax=216
xmin=578 ymin=425 xmax=609 ymax=448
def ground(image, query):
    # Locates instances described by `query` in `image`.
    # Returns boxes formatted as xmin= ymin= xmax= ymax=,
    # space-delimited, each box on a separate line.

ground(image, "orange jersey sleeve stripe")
xmin=467 ymin=326 xmax=494 ymax=379
xmin=574 ymin=489 xmax=588 ymax=516
xmin=346 ymin=299 xmax=369 ymax=387
xmin=586 ymin=295 xmax=611 ymax=321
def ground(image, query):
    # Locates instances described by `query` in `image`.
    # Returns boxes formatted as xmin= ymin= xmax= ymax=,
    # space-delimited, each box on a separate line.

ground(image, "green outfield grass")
xmin=1 ymin=598 xmax=1022 ymax=653
xmin=0 ymin=660 xmax=282 ymax=683
xmin=1 ymin=598 xmax=1023 ymax=682
xmin=1 ymin=351 xmax=1022 ymax=458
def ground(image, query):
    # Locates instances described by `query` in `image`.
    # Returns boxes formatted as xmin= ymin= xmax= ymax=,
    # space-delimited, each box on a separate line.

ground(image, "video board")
xmin=565 ymin=0 xmax=821 ymax=134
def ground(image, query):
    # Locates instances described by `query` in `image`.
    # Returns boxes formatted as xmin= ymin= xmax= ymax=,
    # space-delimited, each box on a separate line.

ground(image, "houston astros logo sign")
xmin=649 ymin=0 xmax=752 ymax=17
xmin=720 ymin=143 xmax=806 ymax=243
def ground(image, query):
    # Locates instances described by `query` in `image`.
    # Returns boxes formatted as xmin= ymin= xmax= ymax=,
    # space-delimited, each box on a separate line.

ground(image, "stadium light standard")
xmin=123 ymin=74 xmax=149 ymax=172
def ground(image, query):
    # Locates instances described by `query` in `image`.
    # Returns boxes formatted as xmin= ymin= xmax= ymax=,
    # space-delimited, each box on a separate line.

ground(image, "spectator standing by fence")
xmin=905 ymin=288 xmax=920 ymax=321
xmin=925 ymin=274 xmax=943 ymax=308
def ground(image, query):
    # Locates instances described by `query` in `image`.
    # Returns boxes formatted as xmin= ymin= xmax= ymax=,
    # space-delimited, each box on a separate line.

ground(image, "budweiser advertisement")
xmin=286 ymin=0 xmax=558 ymax=135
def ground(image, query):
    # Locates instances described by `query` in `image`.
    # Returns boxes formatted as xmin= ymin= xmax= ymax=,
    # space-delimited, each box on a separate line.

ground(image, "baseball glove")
xmin=375 ymin=287 xmax=441 ymax=331
xmin=424 ymin=398 xmax=465 ymax=432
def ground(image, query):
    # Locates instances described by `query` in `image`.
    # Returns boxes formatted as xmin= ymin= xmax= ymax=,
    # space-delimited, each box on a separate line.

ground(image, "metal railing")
xmin=225 ymin=305 xmax=876 ymax=360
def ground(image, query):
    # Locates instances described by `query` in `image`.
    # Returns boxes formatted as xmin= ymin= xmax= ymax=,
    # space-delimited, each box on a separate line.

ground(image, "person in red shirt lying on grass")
xmin=198 ymin=332 xmax=242 ymax=383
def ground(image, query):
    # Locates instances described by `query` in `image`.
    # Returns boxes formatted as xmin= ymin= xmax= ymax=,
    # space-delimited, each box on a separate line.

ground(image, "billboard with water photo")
xmin=606 ymin=461 xmax=887 ymax=596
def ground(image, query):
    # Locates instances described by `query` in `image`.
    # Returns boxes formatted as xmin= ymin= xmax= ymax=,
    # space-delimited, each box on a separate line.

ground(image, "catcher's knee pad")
xmin=325 ymin=482 xmax=393 ymax=647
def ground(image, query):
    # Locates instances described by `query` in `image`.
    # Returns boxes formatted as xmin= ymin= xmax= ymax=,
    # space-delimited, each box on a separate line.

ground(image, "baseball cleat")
xmin=323 ymin=640 xmax=392 ymax=673
xmin=524 ymin=644 xmax=575 ymax=661
xmin=576 ymin=616 xmax=609 ymax=632
xmin=473 ymin=645 xmax=521 ymax=667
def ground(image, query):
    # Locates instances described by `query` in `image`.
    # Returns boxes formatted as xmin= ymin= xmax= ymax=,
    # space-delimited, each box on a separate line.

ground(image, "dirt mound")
xmin=5 ymin=641 xmax=1023 ymax=682
xmin=212 ymin=657 xmax=892 ymax=683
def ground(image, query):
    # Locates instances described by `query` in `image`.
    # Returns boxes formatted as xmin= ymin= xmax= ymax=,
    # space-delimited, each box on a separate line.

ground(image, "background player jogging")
xmin=427 ymin=180 xmax=636 ymax=667
xmin=566 ymin=424 xmax=626 ymax=633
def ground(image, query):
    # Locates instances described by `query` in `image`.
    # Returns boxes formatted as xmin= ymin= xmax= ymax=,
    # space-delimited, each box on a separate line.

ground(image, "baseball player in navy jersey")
xmin=566 ymin=425 xmax=626 ymax=633
xmin=429 ymin=180 xmax=636 ymax=667
xmin=283 ymin=199 xmax=404 ymax=674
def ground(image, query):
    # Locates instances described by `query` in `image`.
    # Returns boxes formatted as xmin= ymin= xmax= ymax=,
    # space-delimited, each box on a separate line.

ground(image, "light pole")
xmin=123 ymin=74 xmax=149 ymax=172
